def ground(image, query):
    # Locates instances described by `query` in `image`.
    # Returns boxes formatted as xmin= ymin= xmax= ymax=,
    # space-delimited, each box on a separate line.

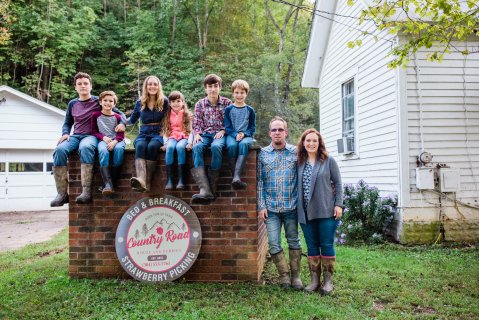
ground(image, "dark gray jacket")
xmin=297 ymin=156 xmax=343 ymax=224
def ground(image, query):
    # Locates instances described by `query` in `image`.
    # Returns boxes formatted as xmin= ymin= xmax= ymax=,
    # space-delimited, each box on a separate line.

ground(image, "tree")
xmin=350 ymin=0 xmax=479 ymax=68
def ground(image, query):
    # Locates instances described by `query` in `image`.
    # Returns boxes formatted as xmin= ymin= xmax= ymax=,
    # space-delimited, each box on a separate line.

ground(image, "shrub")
xmin=336 ymin=180 xmax=397 ymax=244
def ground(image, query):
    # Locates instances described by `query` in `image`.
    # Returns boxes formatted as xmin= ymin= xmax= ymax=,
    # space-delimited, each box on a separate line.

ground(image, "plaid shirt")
xmin=193 ymin=96 xmax=232 ymax=135
xmin=257 ymin=143 xmax=298 ymax=212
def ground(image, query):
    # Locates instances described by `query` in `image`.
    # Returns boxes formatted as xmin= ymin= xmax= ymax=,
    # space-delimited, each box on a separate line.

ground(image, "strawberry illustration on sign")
xmin=156 ymin=226 xmax=163 ymax=235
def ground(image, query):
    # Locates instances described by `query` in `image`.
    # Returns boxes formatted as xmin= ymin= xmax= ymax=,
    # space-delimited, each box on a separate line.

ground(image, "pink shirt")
xmin=168 ymin=109 xmax=187 ymax=140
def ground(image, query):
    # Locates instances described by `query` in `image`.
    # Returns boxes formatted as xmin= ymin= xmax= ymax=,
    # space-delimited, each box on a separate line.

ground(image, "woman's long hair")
xmin=161 ymin=91 xmax=193 ymax=137
xmin=297 ymin=128 xmax=328 ymax=165
xmin=140 ymin=75 xmax=165 ymax=111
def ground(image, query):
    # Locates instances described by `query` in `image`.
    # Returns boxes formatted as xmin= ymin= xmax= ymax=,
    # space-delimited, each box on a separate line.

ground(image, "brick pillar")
xmin=68 ymin=147 xmax=268 ymax=282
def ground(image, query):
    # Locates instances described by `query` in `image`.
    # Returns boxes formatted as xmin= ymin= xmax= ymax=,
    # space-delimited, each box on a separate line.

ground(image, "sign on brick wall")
xmin=115 ymin=196 xmax=202 ymax=282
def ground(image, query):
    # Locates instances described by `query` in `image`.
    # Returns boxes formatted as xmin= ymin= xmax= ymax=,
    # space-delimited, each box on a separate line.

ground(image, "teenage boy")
xmin=257 ymin=116 xmax=303 ymax=290
xmin=224 ymin=79 xmax=256 ymax=189
xmin=50 ymin=72 xmax=126 ymax=206
xmin=191 ymin=74 xmax=232 ymax=203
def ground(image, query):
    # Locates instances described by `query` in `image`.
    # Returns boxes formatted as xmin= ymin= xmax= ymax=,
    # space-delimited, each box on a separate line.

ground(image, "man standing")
xmin=257 ymin=116 xmax=303 ymax=290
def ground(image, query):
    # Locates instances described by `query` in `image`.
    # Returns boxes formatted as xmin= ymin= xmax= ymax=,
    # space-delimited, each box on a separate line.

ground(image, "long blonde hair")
xmin=140 ymin=75 xmax=165 ymax=111
xmin=161 ymin=91 xmax=193 ymax=137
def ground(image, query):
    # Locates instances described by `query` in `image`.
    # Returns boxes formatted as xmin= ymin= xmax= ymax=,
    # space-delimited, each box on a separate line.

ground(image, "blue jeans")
xmin=134 ymin=137 xmax=163 ymax=161
xmin=265 ymin=209 xmax=301 ymax=255
xmin=300 ymin=217 xmax=338 ymax=257
xmin=192 ymin=133 xmax=225 ymax=170
xmin=165 ymin=138 xmax=188 ymax=165
xmin=53 ymin=134 xmax=98 ymax=166
xmin=226 ymin=135 xmax=253 ymax=159
xmin=97 ymin=140 xmax=126 ymax=167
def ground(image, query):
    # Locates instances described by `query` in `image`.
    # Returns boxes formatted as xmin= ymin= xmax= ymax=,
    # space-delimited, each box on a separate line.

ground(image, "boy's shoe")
xmin=232 ymin=155 xmax=247 ymax=189
xmin=191 ymin=166 xmax=214 ymax=204
xmin=50 ymin=166 xmax=69 ymax=207
xmin=76 ymin=163 xmax=93 ymax=204
xmin=100 ymin=166 xmax=114 ymax=195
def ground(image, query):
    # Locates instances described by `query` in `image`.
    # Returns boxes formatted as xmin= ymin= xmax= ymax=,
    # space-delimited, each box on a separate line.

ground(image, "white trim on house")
xmin=0 ymin=85 xmax=65 ymax=117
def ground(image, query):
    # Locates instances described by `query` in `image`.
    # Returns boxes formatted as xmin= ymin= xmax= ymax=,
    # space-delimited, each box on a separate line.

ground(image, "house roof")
xmin=301 ymin=0 xmax=338 ymax=88
xmin=0 ymin=85 xmax=65 ymax=116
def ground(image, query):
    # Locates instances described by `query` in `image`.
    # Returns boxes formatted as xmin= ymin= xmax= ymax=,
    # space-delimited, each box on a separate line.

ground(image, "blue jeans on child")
xmin=97 ymin=141 xmax=126 ymax=167
xmin=265 ymin=209 xmax=302 ymax=255
xmin=53 ymin=134 xmax=97 ymax=166
xmin=226 ymin=135 xmax=253 ymax=159
xmin=300 ymin=217 xmax=338 ymax=257
xmin=192 ymin=133 xmax=225 ymax=170
xmin=165 ymin=138 xmax=188 ymax=165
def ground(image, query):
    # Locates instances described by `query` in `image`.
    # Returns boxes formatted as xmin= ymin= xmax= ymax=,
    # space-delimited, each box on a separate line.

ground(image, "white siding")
xmin=406 ymin=41 xmax=479 ymax=207
xmin=318 ymin=0 xmax=399 ymax=193
xmin=0 ymin=92 xmax=64 ymax=149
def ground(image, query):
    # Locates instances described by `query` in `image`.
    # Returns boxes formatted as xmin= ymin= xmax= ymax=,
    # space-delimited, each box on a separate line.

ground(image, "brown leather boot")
xmin=271 ymin=251 xmax=291 ymax=289
xmin=289 ymin=249 xmax=304 ymax=290
xmin=75 ymin=163 xmax=93 ymax=204
xmin=304 ymin=256 xmax=321 ymax=292
xmin=321 ymin=257 xmax=336 ymax=295
xmin=50 ymin=166 xmax=69 ymax=207
xmin=130 ymin=159 xmax=147 ymax=192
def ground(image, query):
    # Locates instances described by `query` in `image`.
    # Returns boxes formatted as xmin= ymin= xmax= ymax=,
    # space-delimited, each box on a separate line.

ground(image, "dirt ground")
xmin=0 ymin=210 xmax=68 ymax=252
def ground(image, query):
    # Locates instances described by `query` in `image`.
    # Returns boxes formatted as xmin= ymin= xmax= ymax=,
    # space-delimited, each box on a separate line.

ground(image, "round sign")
xmin=115 ymin=196 xmax=202 ymax=282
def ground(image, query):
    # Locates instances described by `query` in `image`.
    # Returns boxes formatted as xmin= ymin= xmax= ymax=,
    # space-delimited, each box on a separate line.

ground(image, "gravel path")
xmin=0 ymin=210 xmax=68 ymax=252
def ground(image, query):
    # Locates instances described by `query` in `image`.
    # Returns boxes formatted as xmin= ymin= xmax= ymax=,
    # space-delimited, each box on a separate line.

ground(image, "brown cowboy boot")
xmin=50 ymin=166 xmax=69 ymax=207
xmin=289 ymin=249 xmax=304 ymax=290
xmin=304 ymin=256 xmax=321 ymax=292
xmin=321 ymin=257 xmax=336 ymax=295
xmin=271 ymin=251 xmax=291 ymax=289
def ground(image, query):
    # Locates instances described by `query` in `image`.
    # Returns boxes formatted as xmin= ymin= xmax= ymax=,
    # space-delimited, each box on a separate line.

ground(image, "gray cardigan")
xmin=297 ymin=156 xmax=343 ymax=224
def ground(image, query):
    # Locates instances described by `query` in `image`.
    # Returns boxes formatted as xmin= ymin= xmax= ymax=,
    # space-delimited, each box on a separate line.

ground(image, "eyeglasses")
xmin=270 ymin=128 xmax=285 ymax=133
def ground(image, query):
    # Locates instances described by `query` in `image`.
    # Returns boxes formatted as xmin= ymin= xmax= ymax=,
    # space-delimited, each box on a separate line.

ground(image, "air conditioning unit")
xmin=337 ymin=137 xmax=354 ymax=155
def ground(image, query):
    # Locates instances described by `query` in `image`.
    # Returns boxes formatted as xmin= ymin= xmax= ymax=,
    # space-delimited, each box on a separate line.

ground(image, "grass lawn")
xmin=0 ymin=229 xmax=477 ymax=320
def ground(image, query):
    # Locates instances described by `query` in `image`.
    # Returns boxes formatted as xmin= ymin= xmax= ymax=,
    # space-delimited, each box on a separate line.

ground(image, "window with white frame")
xmin=341 ymin=78 xmax=355 ymax=153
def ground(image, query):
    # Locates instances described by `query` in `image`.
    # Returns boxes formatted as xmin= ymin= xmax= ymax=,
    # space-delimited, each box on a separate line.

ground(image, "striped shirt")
xmin=91 ymin=112 xmax=124 ymax=142
xmin=257 ymin=143 xmax=298 ymax=212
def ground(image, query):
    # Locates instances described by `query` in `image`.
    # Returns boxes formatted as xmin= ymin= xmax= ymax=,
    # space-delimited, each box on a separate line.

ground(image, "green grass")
xmin=0 ymin=229 xmax=478 ymax=320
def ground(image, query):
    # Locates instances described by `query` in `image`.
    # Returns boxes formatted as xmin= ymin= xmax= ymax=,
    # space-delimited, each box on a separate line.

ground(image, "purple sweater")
xmin=61 ymin=96 xmax=126 ymax=135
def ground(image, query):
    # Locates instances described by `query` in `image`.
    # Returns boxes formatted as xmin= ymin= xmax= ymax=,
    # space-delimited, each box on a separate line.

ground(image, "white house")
xmin=302 ymin=0 xmax=479 ymax=243
xmin=0 ymin=85 xmax=66 ymax=212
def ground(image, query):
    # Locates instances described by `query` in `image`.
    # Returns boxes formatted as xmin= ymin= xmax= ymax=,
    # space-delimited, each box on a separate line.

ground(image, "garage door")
xmin=0 ymin=150 xmax=64 ymax=212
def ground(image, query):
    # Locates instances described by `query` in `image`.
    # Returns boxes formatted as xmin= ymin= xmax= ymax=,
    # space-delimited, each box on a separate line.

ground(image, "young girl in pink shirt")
xmin=161 ymin=91 xmax=193 ymax=189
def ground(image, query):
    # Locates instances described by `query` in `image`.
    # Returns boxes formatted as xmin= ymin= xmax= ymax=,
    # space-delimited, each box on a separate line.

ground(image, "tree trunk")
xmin=103 ymin=0 xmax=107 ymax=17
xmin=264 ymin=0 xmax=296 ymax=111
xmin=282 ymin=0 xmax=302 ymax=108
xmin=171 ymin=0 xmax=178 ymax=42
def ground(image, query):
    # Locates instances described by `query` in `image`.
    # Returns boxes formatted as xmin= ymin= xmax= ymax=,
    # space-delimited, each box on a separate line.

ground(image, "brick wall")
xmin=68 ymin=147 xmax=267 ymax=282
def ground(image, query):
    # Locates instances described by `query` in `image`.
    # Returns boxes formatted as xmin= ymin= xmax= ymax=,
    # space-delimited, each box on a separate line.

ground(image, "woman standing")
xmin=128 ymin=76 xmax=169 ymax=192
xmin=297 ymin=128 xmax=343 ymax=295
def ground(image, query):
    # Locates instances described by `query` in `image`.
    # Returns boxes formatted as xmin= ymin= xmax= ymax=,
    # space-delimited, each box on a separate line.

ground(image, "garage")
xmin=0 ymin=86 xmax=66 ymax=212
